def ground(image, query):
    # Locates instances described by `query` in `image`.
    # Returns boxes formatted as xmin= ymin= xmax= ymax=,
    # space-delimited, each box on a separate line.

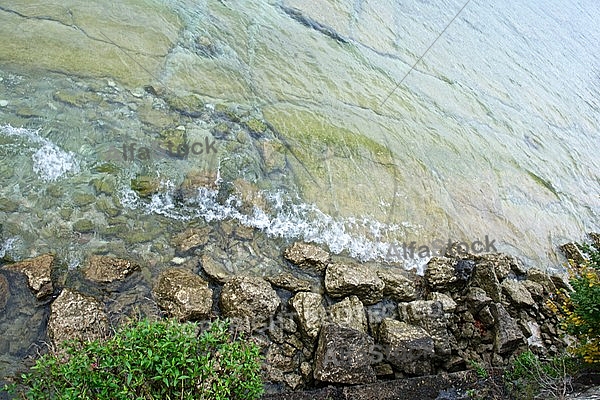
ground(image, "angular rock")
xmin=522 ymin=280 xmax=545 ymax=301
xmin=3 ymin=254 xmax=53 ymax=298
xmin=465 ymin=287 xmax=493 ymax=314
xmin=152 ymin=268 xmax=213 ymax=321
xmin=200 ymin=253 xmax=233 ymax=283
xmin=328 ymin=296 xmax=367 ymax=333
xmin=313 ymin=323 xmax=376 ymax=384
xmin=501 ymin=279 xmax=535 ymax=308
xmin=325 ymin=262 xmax=384 ymax=305
xmin=526 ymin=268 xmax=557 ymax=294
xmin=425 ymin=257 xmax=472 ymax=292
xmin=290 ymin=291 xmax=326 ymax=339
xmin=284 ymin=242 xmax=330 ymax=273
xmin=399 ymin=300 xmax=452 ymax=355
xmin=377 ymin=268 xmax=417 ymax=302
xmin=172 ymin=227 xmax=210 ymax=253
xmin=378 ymin=318 xmax=435 ymax=375
xmin=589 ymin=232 xmax=600 ymax=249
xmin=429 ymin=292 xmax=457 ymax=313
xmin=0 ymin=274 xmax=8 ymax=310
xmin=220 ymin=276 xmax=280 ymax=325
xmin=560 ymin=242 xmax=586 ymax=264
xmin=48 ymin=289 xmax=109 ymax=346
xmin=491 ymin=304 xmax=524 ymax=354
xmin=83 ymin=255 xmax=140 ymax=283
xmin=266 ymin=272 xmax=313 ymax=292
xmin=474 ymin=253 xmax=525 ymax=280
xmin=472 ymin=261 xmax=502 ymax=302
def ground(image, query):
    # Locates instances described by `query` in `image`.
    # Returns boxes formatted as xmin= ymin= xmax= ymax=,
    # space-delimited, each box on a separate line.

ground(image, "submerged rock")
xmin=3 ymin=253 xmax=54 ymax=298
xmin=48 ymin=289 xmax=109 ymax=346
xmin=313 ymin=323 xmax=376 ymax=385
xmin=152 ymin=268 xmax=213 ymax=321
xmin=83 ymin=255 xmax=140 ymax=283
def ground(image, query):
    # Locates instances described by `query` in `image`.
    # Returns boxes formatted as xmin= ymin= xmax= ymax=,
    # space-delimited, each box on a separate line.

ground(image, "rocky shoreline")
xmin=2 ymin=234 xmax=596 ymax=398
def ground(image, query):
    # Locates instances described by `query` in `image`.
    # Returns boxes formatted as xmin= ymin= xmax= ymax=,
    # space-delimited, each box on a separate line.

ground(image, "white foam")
xmin=118 ymin=184 xmax=428 ymax=271
xmin=0 ymin=124 xmax=79 ymax=182
xmin=0 ymin=237 xmax=18 ymax=259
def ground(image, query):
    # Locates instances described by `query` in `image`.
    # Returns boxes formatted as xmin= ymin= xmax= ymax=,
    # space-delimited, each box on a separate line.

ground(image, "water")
xmin=0 ymin=0 xmax=599 ymax=382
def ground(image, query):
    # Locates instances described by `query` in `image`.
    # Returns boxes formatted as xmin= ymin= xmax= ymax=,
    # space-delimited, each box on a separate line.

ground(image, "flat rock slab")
xmin=3 ymin=253 xmax=53 ymax=298
xmin=83 ymin=255 xmax=140 ymax=283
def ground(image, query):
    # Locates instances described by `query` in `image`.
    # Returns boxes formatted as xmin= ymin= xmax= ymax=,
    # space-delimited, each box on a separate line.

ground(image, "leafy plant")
xmin=549 ymin=240 xmax=600 ymax=363
xmin=1 ymin=318 xmax=264 ymax=400
xmin=468 ymin=359 xmax=489 ymax=379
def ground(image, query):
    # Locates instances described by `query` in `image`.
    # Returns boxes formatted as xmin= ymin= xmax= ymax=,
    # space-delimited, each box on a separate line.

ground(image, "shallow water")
xmin=0 ymin=0 xmax=599 ymax=382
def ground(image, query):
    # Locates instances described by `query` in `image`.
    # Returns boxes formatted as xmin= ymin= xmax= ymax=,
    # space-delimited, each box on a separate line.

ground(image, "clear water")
xmin=0 ymin=0 xmax=599 ymax=383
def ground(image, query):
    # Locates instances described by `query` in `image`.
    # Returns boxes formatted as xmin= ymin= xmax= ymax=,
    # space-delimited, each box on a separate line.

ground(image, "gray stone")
xmin=399 ymin=300 xmax=452 ymax=356
xmin=3 ymin=254 xmax=53 ymax=298
xmin=472 ymin=261 xmax=502 ymax=302
xmin=266 ymin=272 xmax=313 ymax=292
xmin=313 ymin=323 xmax=376 ymax=384
xmin=152 ymin=268 xmax=213 ymax=321
xmin=429 ymin=292 xmax=457 ymax=313
xmin=377 ymin=268 xmax=417 ymax=302
xmin=501 ymin=279 xmax=535 ymax=307
xmin=474 ymin=253 xmax=522 ymax=280
xmin=290 ymin=291 xmax=326 ymax=339
xmin=220 ymin=276 xmax=280 ymax=325
xmin=527 ymin=268 xmax=557 ymax=294
xmin=284 ymin=242 xmax=330 ymax=273
xmin=425 ymin=257 xmax=471 ymax=292
xmin=522 ymin=280 xmax=545 ymax=301
xmin=589 ymin=232 xmax=600 ymax=249
xmin=200 ymin=253 xmax=233 ymax=283
xmin=378 ymin=318 xmax=435 ymax=375
xmin=83 ymin=255 xmax=140 ymax=283
xmin=48 ymin=289 xmax=109 ymax=346
xmin=325 ymin=262 xmax=384 ymax=305
xmin=491 ymin=303 xmax=525 ymax=354
xmin=328 ymin=296 xmax=367 ymax=333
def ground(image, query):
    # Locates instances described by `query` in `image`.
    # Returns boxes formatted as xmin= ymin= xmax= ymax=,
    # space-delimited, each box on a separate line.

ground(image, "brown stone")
xmin=3 ymin=254 xmax=53 ymax=298
xmin=83 ymin=255 xmax=140 ymax=283
xmin=284 ymin=242 xmax=330 ymax=273
xmin=152 ymin=268 xmax=213 ymax=321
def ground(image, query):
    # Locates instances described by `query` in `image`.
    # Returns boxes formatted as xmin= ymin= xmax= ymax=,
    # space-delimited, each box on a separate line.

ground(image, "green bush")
xmin=2 ymin=318 xmax=264 ymax=400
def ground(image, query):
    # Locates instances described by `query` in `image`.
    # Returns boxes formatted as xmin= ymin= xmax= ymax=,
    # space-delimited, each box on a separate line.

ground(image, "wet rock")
xmin=325 ymin=262 xmax=384 ymax=305
xmin=284 ymin=242 xmax=330 ymax=273
xmin=172 ymin=227 xmax=210 ymax=253
xmin=73 ymin=219 xmax=95 ymax=233
xmin=501 ymin=279 xmax=535 ymax=308
xmin=130 ymin=176 xmax=160 ymax=197
xmin=378 ymin=318 xmax=435 ymax=375
xmin=328 ymin=296 xmax=367 ymax=333
xmin=560 ymin=242 xmax=586 ymax=264
xmin=425 ymin=257 xmax=471 ymax=292
xmin=48 ymin=289 xmax=109 ymax=346
xmin=164 ymin=94 xmax=204 ymax=118
xmin=399 ymin=300 xmax=452 ymax=356
xmin=377 ymin=268 xmax=417 ymax=302
xmin=3 ymin=253 xmax=53 ymax=298
xmin=83 ymin=255 xmax=140 ymax=283
xmin=200 ymin=253 xmax=233 ymax=283
xmin=0 ymin=274 xmax=9 ymax=310
xmin=526 ymin=268 xmax=557 ymax=294
xmin=472 ymin=261 xmax=502 ymax=302
xmin=491 ymin=303 xmax=524 ymax=354
xmin=220 ymin=276 xmax=280 ymax=326
xmin=290 ymin=291 xmax=326 ymax=339
xmin=152 ymin=268 xmax=212 ymax=321
xmin=266 ymin=272 xmax=313 ymax=292
xmin=313 ymin=323 xmax=376 ymax=384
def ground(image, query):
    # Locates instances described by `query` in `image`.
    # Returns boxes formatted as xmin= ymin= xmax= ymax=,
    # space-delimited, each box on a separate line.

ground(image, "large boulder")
xmin=376 ymin=268 xmax=418 ymax=302
xmin=378 ymin=318 xmax=435 ymax=375
xmin=284 ymin=242 xmax=330 ymax=273
xmin=3 ymin=253 xmax=53 ymax=298
xmin=83 ymin=255 xmax=140 ymax=283
xmin=152 ymin=268 xmax=213 ymax=321
xmin=425 ymin=257 xmax=473 ymax=292
xmin=325 ymin=262 xmax=384 ymax=305
xmin=501 ymin=279 xmax=535 ymax=308
xmin=491 ymin=304 xmax=525 ymax=354
xmin=399 ymin=300 xmax=452 ymax=356
xmin=313 ymin=323 xmax=376 ymax=384
xmin=48 ymin=289 xmax=109 ymax=346
xmin=290 ymin=291 xmax=326 ymax=339
xmin=220 ymin=276 xmax=280 ymax=327
xmin=328 ymin=296 xmax=367 ymax=333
